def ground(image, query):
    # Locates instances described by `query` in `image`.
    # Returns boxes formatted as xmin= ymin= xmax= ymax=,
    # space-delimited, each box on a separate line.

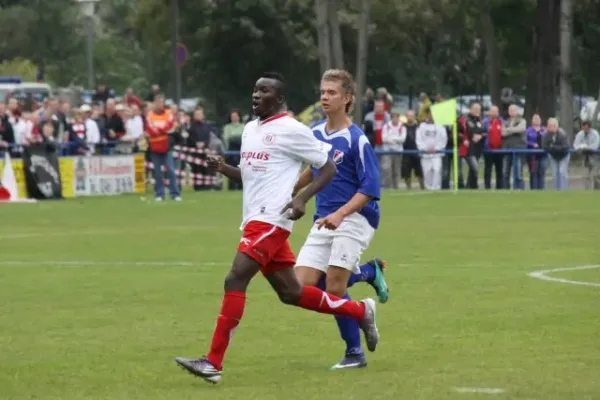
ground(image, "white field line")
xmin=453 ymin=387 xmax=505 ymax=394
xmin=527 ymin=265 xmax=600 ymax=288
xmin=0 ymin=261 xmax=229 ymax=267
xmin=0 ymin=225 xmax=224 ymax=240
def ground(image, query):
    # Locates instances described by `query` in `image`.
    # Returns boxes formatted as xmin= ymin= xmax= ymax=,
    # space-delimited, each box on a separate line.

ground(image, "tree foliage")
xmin=0 ymin=0 xmax=599 ymax=120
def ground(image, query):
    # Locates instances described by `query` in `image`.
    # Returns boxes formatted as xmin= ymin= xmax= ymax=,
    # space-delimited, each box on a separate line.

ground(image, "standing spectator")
xmin=146 ymin=94 xmax=181 ymax=201
xmin=483 ymin=105 xmax=504 ymax=189
xmin=222 ymin=109 xmax=244 ymax=191
xmin=525 ymin=114 xmax=548 ymax=190
xmin=92 ymin=103 xmax=108 ymax=138
xmin=56 ymin=99 xmax=72 ymax=147
xmin=6 ymin=97 xmax=20 ymax=124
xmin=362 ymin=88 xmax=375 ymax=117
xmin=10 ymin=108 xmax=27 ymax=155
xmin=92 ymin=84 xmax=111 ymax=105
xmin=441 ymin=123 xmax=459 ymax=190
xmin=104 ymin=99 xmax=125 ymax=154
xmin=146 ymin=84 xmax=161 ymax=102
xmin=501 ymin=104 xmax=527 ymax=189
xmin=416 ymin=108 xmax=447 ymax=190
xmin=67 ymin=109 xmax=89 ymax=155
xmin=363 ymin=100 xmax=390 ymax=175
xmin=121 ymin=105 xmax=144 ymax=154
xmin=82 ymin=104 xmax=101 ymax=154
xmin=381 ymin=111 xmax=406 ymax=188
xmin=401 ymin=110 xmax=425 ymax=189
xmin=457 ymin=102 xmax=485 ymax=189
xmin=187 ymin=106 xmax=213 ymax=191
xmin=124 ymin=88 xmax=143 ymax=108
xmin=172 ymin=110 xmax=190 ymax=189
xmin=417 ymin=92 xmax=431 ymax=122
xmin=21 ymin=112 xmax=39 ymax=146
xmin=573 ymin=120 xmax=600 ymax=190
xmin=0 ymin=102 xmax=15 ymax=156
xmin=376 ymin=87 xmax=393 ymax=112
xmin=542 ymin=118 xmax=570 ymax=191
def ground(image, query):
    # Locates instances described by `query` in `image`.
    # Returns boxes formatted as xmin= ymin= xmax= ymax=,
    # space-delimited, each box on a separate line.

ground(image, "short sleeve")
xmin=354 ymin=135 xmax=381 ymax=200
xmin=278 ymin=125 xmax=332 ymax=168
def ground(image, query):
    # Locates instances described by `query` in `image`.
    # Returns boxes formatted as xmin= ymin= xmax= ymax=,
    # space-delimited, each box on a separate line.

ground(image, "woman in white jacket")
xmin=416 ymin=109 xmax=448 ymax=190
xmin=381 ymin=111 xmax=406 ymax=188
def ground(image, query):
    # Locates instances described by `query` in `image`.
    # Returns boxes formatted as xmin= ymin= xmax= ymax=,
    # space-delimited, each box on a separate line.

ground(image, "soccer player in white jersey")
xmin=292 ymin=69 xmax=384 ymax=369
xmin=174 ymin=72 xmax=379 ymax=384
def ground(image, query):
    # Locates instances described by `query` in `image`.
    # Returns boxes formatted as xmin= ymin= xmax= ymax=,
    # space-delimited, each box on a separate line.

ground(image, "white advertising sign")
xmin=73 ymin=155 xmax=136 ymax=196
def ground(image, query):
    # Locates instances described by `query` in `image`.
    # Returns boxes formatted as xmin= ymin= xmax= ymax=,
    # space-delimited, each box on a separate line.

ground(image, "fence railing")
xmin=4 ymin=142 xmax=598 ymax=191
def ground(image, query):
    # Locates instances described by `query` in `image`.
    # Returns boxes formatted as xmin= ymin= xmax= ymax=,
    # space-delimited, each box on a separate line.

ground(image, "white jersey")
xmin=239 ymin=113 xmax=331 ymax=232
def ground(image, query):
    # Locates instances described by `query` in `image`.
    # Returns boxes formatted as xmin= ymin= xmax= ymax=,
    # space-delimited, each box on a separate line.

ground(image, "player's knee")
xmin=325 ymin=280 xmax=346 ymax=297
xmin=223 ymin=270 xmax=249 ymax=292
xmin=325 ymin=270 xmax=349 ymax=297
xmin=276 ymin=286 xmax=302 ymax=305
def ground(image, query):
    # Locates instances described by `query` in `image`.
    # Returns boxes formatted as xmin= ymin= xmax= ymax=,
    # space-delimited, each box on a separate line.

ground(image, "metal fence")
xmin=4 ymin=143 xmax=599 ymax=191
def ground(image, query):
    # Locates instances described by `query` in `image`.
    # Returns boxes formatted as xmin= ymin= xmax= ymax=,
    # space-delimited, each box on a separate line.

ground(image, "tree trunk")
xmin=327 ymin=0 xmax=344 ymax=69
xmin=525 ymin=0 xmax=561 ymax=121
xmin=315 ymin=0 xmax=332 ymax=74
xmin=354 ymin=0 xmax=370 ymax=122
xmin=558 ymin=0 xmax=573 ymax=139
xmin=481 ymin=0 xmax=501 ymax=107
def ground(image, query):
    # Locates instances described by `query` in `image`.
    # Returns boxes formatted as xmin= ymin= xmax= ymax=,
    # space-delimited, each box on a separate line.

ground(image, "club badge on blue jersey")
xmin=333 ymin=149 xmax=344 ymax=164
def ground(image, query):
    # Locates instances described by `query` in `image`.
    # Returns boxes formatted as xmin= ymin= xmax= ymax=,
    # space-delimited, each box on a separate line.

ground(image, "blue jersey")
xmin=310 ymin=121 xmax=381 ymax=229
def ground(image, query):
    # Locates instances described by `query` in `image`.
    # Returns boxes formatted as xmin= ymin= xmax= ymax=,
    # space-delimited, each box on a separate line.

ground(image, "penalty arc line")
xmin=527 ymin=265 xmax=600 ymax=288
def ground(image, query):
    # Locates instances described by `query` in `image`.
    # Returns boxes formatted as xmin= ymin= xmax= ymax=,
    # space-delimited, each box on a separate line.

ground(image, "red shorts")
xmin=238 ymin=220 xmax=296 ymax=275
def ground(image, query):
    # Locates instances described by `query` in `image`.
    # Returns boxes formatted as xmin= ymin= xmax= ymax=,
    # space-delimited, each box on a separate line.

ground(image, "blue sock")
xmin=347 ymin=262 xmax=376 ymax=288
xmin=335 ymin=293 xmax=363 ymax=356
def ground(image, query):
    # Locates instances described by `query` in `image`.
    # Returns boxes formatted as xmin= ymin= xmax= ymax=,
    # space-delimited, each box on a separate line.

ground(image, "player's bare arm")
xmin=282 ymin=158 xmax=336 ymax=220
xmin=207 ymin=155 xmax=242 ymax=182
xmin=291 ymin=167 xmax=313 ymax=197
xmin=316 ymin=192 xmax=374 ymax=230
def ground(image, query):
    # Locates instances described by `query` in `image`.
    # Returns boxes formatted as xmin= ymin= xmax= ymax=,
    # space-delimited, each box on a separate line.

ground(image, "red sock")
xmin=206 ymin=291 xmax=246 ymax=370
xmin=297 ymin=286 xmax=365 ymax=320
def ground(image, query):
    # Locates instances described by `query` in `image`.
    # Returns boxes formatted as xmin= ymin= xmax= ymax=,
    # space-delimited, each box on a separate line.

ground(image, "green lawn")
xmin=0 ymin=191 xmax=599 ymax=400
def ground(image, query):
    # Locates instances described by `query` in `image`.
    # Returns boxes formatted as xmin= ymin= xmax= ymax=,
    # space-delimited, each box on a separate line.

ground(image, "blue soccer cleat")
xmin=368 ymin=259 xmax=389 ymax=303
xmin=330 ymin=354 xmax=367 ymax=370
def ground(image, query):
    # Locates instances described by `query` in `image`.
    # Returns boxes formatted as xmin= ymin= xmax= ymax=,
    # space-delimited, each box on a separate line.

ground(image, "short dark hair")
xmin=260 ymin=71 xmax=286 ymax=96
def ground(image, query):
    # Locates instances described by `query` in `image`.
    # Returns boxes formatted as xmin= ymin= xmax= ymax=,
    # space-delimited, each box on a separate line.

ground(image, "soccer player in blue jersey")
xmin=293 ymin=69 xmax=387 ymax=369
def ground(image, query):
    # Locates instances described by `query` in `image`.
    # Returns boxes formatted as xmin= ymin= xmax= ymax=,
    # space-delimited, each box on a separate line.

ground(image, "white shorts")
xmin=295 ymin=213 xmax=375 ymax=274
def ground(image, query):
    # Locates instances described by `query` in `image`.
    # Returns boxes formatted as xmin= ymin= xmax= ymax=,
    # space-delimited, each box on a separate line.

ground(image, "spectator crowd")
xmin=1 ymin=85 xmax=599 ymax=198
xmin=360 ymin=91 xmax=600 ymax=191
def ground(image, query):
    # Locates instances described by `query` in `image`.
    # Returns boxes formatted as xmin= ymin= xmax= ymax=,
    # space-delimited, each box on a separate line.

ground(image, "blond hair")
xmin=321 ymin=69 xmax=356 ymax=113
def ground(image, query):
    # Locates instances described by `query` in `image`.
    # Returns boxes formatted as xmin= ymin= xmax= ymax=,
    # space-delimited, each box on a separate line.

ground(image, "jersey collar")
xmin=258 ymin=112 xmax=288 ymax=126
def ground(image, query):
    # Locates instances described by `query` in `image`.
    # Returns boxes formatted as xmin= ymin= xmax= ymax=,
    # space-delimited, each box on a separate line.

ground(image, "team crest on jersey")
xmin=263 ymin=133 xmax=276 ymax=145
xmin=333 ymin=149 xmax=344 ymax=164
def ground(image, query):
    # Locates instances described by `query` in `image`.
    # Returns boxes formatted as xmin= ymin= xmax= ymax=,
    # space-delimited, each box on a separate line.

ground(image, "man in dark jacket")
xmin=187 ymin=106 xmax=214 ymax=191
xmin=400 ymin=110 xmax=424 ymax=190
xmin=457 ymin=102 xmax=485 ymax=189
xmin=542 ymin=118 xmax=571 ymax=191
xmin=501 ymin=104 xmax=527 ymax=189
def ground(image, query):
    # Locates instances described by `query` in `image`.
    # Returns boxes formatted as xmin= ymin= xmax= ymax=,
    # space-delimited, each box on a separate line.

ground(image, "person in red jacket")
xmin=146 ymin=94 xmax=181 ymax=201
xmin=483 ymin=105 xmax=504 ymax=189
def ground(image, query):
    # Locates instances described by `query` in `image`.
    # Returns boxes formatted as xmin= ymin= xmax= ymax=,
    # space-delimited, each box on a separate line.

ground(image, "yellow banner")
xmin=59 ymin=158 xmax=75 ymax=198
xmin=134 ymin=153 xmax=145 ymax=193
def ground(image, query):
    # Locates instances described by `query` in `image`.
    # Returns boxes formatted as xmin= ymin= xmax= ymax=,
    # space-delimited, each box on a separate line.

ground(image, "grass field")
xmin=1 ymin=190 xmax=599 ymax=400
